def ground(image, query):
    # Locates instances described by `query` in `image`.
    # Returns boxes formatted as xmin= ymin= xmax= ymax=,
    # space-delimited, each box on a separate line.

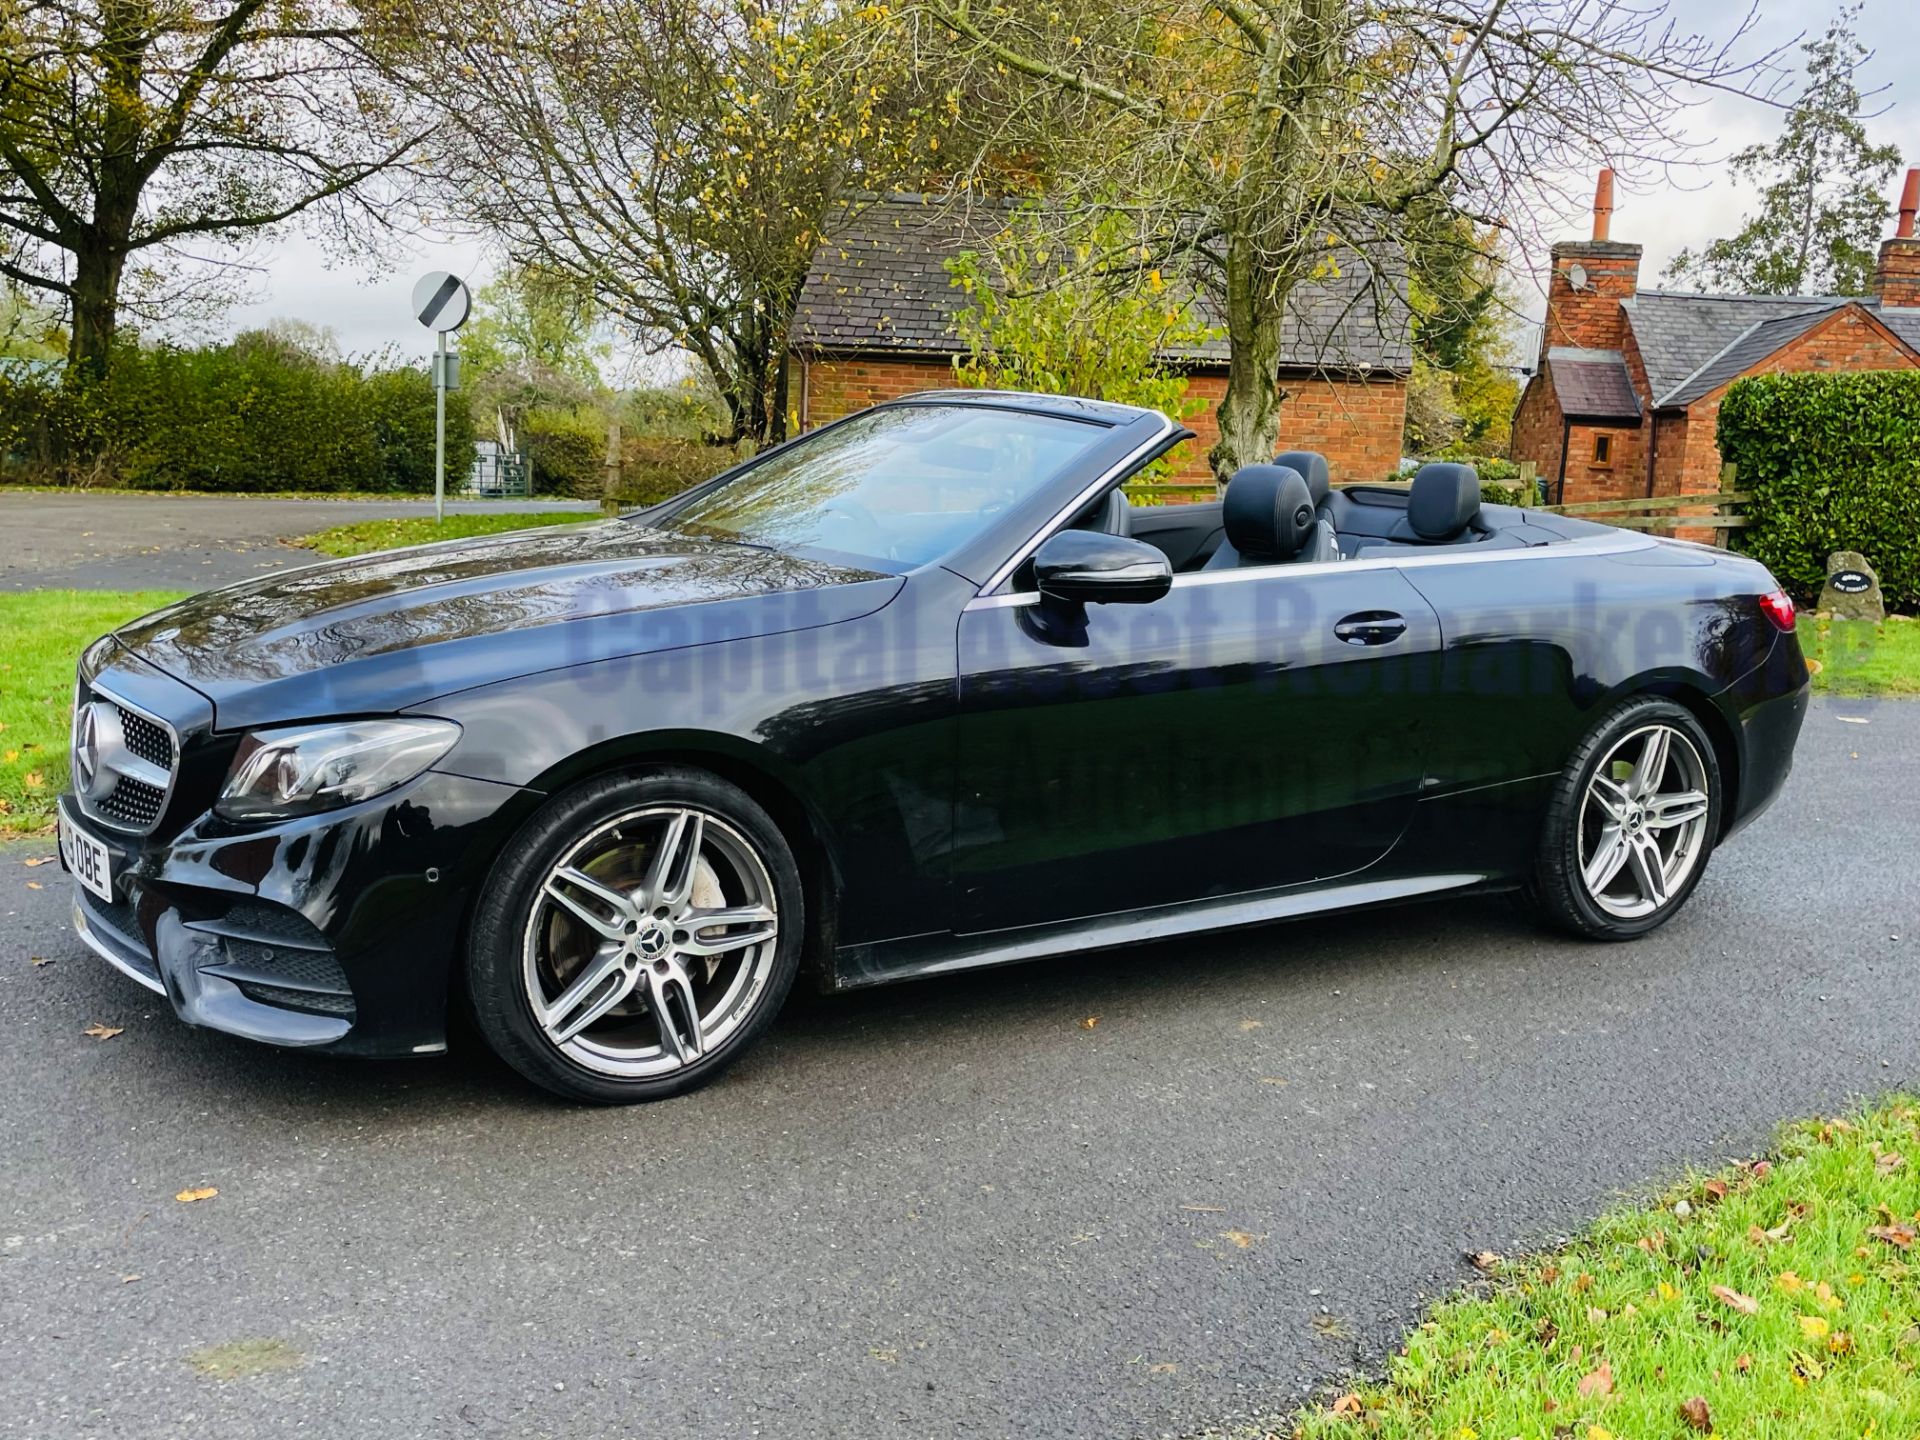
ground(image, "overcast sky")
xmin=215 ymin=0 xmax=1920 ymax=369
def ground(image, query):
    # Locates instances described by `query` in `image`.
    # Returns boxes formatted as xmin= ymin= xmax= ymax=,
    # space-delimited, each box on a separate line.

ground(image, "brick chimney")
xmin=1541 ymin=169 xmax=1643 ymax=357
xmin=1877 ymin=167 xmax=1920 ymax=309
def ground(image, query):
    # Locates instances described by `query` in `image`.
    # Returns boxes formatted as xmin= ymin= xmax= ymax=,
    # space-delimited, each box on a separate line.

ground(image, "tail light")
xmin=1759 ymin=589 xmax=1796 ymax=632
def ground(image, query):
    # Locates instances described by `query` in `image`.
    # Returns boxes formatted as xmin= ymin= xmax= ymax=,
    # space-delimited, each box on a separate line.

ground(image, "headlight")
xmin=216 ymin=719 xmax=461 ymax=822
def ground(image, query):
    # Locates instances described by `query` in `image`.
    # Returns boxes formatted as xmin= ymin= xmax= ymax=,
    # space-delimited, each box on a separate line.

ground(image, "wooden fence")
xmin=1535 ymin=462 xmax=1750 ymax=545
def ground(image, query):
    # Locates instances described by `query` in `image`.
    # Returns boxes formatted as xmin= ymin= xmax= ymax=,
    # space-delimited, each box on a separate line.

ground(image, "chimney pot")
xmin=1898 ymin=167 xmax=1919 ymax=240
xmin=1593 ymin=168 xmax=1615 ymax=242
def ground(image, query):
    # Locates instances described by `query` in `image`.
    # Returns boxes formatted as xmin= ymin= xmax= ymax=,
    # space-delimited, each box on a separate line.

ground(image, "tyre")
xmin=467 ymin=766 xmax=804 ymax=1103
xmin=1526 ymin=696 xmax=1722 ymax=941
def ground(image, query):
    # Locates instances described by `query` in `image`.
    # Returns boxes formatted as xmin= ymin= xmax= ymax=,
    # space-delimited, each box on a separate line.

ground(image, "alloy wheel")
xmin=1576 ymin=723 xmax=1712 ymax=920
xmin=521 ymin=806 xmax=780 ymax=1078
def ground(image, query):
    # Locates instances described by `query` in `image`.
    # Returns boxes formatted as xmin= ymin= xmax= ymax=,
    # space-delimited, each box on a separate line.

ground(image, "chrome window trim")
xmin=964 ymin=530 xmax=1659 ymax=611
xmin=76 ymin=675 xmax=182 ymax=836
xmin=974 ymin=412 xmax=1182 ymax=597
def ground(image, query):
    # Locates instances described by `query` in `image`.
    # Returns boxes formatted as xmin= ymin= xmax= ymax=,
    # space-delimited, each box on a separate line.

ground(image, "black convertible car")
xmin=59 ymin=392 xmax=1808 ymax=1101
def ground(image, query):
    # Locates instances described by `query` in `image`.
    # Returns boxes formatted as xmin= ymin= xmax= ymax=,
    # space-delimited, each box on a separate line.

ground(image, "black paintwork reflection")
xmin=114 ymin=521 xmax=899 ymax=729
xmin=953 ymin=570 xmax=1446 ymax=930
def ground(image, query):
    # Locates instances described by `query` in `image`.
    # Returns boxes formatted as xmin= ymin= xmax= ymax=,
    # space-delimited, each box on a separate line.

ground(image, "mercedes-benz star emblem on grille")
xmin=73 ymin=700 xmax=132 ymax=802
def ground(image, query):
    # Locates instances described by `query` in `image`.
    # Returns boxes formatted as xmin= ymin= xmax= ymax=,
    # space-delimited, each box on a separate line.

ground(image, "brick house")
xmin=1513 ymin=169 xmax=1920 ymax=504
xmin=788 ymin=195 xmax=1413 ymax=486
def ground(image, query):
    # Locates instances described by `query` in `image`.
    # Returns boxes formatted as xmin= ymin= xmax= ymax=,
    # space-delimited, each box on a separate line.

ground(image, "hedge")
xmin=518 ymin=406 xmax=734 ymax=504
xmin=1718 ymin=371 xmax=1920 ymax=612
xmin=0 ymin=335 xmax=475 ymax=492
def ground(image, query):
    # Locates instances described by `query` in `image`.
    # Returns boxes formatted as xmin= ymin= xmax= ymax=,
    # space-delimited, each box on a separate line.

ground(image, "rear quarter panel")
xmin=1394 ymin=541 xmax=1794 ymax=795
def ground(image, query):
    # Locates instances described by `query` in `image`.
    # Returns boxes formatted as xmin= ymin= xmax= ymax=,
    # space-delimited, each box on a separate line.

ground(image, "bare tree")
xmin=915 ymin=0 xmax=1783 ymax=481
xmin=0 ymin=1 xmax=426 ymax=378
xmin=375 ymin=0 xmax=948 ymax=445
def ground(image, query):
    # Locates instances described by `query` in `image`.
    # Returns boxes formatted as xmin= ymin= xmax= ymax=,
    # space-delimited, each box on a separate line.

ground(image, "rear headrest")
xmin=1273 ymin=450 xmax=1331 ymax=506
xmin=1408 ymin=462 xmax=1481 ymax=540
xmin=1224 ymin=464 xmax=1316 ymax=559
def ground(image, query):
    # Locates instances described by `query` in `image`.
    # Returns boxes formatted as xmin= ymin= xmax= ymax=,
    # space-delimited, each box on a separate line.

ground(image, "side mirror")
xmin=1033 ymin=529 xmax=1172 ymax=606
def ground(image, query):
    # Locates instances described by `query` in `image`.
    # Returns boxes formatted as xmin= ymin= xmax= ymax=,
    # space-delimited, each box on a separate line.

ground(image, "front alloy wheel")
xmin=1529 ymin=696 xmax=1723 ymax=940
xmin=469 ymin=769 xmax=804 ymax=1102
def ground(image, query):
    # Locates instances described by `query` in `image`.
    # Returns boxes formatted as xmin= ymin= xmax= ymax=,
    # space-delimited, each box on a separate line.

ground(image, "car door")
xmin=951 ymin=560 xmax=1444 ymax=934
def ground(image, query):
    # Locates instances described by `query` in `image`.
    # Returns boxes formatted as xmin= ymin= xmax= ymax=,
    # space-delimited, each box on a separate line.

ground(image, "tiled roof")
xmin=791 ymin=195 xmax=1413 ymax=373
xmin=1546 ymin=346 xmax=1641 ymax=421
xmin=1656 ymin=305 xmax=1846 ymax=407
xmin=1877 ymin=305 xmax=1920 ymax=350
xmin=1621 ymin=290 xmax=1854 ymax=401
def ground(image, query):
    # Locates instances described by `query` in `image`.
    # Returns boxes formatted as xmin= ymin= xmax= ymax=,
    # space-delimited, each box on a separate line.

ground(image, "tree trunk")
xmin=67 ymin=240 xmax=125 ymax=382
xmin=1207 ymin=236 xmax=1287 ymax=488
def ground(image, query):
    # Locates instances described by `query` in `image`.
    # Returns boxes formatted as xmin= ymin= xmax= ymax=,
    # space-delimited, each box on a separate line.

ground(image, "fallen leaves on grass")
xmin=1710 ymin=1284 xmax=1760 ymax=1315
xmin=81 ymin=1022 xmax=123 ymax=1040
xmin=1330 ymin=1392 xmax=1363 ymax=1416
xmin=1576 ymin=1361 xmax=1613 ymax=1397
xmin=1874 ymin=1149 xmax=1907 ymax=1175
xmin=1678 ymin=1396 xmax=1712 ymax=1432
xmin=1468 ymin=1250 xmax=1502 ymax=1272
xmin=1867 ymin=1221 xmax=1915 ymax=1250
xmin=174 ymin=1187 xmax=218 ymax=1204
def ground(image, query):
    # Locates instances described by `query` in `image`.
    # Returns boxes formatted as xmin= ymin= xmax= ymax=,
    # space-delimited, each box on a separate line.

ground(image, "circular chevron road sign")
xmin=411 ymin=271 xmax=471 ymax=332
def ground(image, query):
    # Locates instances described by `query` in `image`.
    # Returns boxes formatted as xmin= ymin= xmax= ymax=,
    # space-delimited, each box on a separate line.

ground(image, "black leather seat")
xmin=1202 ymin=464 xmax=1339 ymax=570
xmin=1347 ymin=462 xmax=1485 ymax=554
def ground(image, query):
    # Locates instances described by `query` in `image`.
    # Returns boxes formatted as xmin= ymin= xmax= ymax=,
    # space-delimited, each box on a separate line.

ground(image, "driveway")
xmin=0 ymin=493 xmax=599 ymax=592
xmin=2 ymin=698 xmax=1914 ymax=1440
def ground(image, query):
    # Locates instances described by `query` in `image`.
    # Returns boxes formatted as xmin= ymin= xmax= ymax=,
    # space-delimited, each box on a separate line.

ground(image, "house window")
xmin=1591 ymin=433 xmax=1614 ymax=467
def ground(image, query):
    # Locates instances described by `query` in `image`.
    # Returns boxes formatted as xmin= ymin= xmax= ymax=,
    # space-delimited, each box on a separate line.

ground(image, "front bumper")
xmin=59 ymin=768 xmax=538 ymax=1058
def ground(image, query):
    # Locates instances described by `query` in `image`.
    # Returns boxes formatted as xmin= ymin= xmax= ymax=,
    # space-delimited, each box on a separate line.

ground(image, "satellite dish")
xmin=411 ymin=271 xmax=472 ymax=332
xmin=1566 ymin=263 xmax=1591 ymax=292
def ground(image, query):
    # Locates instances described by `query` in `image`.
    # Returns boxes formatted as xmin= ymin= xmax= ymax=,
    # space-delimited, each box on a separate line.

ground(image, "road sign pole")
xmin=434 ymin=330 xmax=447 ymax=524
xmin=411 ymin=269 xmax=471 ymax=525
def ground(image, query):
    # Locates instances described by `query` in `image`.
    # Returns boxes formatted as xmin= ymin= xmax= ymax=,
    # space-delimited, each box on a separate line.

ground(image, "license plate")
xmin=59 ymin=810 xmax=114 ymax=903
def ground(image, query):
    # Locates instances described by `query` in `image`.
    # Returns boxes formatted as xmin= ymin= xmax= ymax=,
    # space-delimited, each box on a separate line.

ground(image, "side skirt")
xmin=828 ymin=870 xmax=1493 ymax=992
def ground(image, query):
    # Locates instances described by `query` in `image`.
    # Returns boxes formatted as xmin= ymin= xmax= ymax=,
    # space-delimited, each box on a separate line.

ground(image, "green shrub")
xmin=0 ymin=336 xmax=474 ymax=492
xmin=1717 ymin=371 xmax=1920 ymax=612
xmin=519 ymin=407 xmax=606 ymax=496
xmin=517 ymin=407 xmax=735 ymax=503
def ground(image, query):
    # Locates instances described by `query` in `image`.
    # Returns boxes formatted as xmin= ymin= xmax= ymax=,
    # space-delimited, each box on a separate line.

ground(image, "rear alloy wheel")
xmin=1528 ymin=697 xmax=1722 ymax=940
xmin=468 ymin=768 xmax=804 ymax=1102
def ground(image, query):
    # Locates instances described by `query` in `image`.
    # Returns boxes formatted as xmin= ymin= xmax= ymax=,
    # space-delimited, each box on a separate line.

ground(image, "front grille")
xmin=73 ymin=679 xmax=179 ymax=836
xmin=118 ymin=709 xmax=174 ymax=769
xmin=94 ymin=774 xmax=166 ymax=827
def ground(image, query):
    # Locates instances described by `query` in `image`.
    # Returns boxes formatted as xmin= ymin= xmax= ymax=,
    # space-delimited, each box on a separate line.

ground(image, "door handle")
xmin=1333 ymin=611 xmax=1408 ymax=646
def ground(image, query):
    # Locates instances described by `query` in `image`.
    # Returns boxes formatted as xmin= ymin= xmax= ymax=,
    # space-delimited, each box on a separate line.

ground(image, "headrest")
xmin=1224 ymin=464 xmax=1316 ymax=559
xmin=1408 ymin=462 xmax=1481 ymax=540
xmin=1273 ymin=450 xmax=1331 ymax=507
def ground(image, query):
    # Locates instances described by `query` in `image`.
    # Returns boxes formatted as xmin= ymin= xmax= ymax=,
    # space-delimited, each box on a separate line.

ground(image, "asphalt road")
xmin=2 ymin=697 xmax=1915 ymax=1440
xmin=0 ymin=493 xmax=599 ymax=592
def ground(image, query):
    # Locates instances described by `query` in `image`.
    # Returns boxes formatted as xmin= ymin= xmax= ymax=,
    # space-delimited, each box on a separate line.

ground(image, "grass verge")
xmin=1292 ymin=1098 xmax=1920 ymax=1439
xmin=1800 ymin=616 xmax=1920 ymax=697
xmin=292 ymin=510 xmax=592 ymax=558
xmin=0 ymin=590 xmax=186 ymax=838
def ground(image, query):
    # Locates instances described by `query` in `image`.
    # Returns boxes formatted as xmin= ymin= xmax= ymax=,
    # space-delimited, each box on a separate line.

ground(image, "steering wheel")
xmin=818 ymin=498 xmax=897 ymax=562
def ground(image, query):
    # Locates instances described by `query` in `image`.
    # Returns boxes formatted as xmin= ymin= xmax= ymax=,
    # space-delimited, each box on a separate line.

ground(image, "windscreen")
xmin=657 ymin=404 xmax=1110 ymax=568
